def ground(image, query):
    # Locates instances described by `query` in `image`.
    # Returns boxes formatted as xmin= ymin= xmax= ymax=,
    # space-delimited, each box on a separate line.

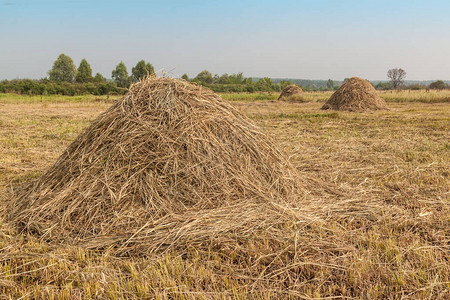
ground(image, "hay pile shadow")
xmin=8 ymin=77 xmax=306 ymax=254
xmin=278 ymin=84 xmax=304 ymax=102
xmin=322 ymin=77 xmax=388 ymax=112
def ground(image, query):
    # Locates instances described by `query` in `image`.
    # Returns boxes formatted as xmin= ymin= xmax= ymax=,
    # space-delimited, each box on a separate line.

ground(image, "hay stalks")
xmin=8 ymin=76 xmax=306 ymax=255
xmin=322 ymin=77 xmax=388 ymax=112
xmin=278 ymin=84 xmax=304 ymax=102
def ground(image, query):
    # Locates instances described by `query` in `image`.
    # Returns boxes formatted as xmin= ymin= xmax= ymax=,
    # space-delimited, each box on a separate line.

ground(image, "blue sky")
xmin=1 ymin=0 xmax=449 ymax=80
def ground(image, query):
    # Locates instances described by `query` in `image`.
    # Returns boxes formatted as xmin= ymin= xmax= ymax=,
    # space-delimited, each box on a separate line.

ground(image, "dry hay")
xmin=278 ymin=84 xmax=304 ymax=102
xmin=321 ymin=77 xmax=388 ymax=112
xmin=7 ymin=77 xmax=305 ymax=254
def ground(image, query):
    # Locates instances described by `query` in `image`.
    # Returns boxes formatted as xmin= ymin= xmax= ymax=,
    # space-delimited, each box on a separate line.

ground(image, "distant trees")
xmin=255 ymin=77 xmax=277 ymax=91
xmin=279 ymin=80 xmax=293 ymax=90
xmin=75 ymin=59 xmax=93 ymax=83
xmin=41 ymin=56 xmax=355 ymax=93
xmin=131 ymin=60 xmax=154 ymax=82
xmin=387 ymin=68 xmax=407 ymax=90
xmin=227 ymin=72 xmax=244 ymax=84
xmin=48 ymin=54 xmax=77 ymax=82
xmin=112 ymin=62 xmax=130 ymax=87
xmin=375 ymin=82 xmax=393 ymax=90
xmin=406 ymin=84 xmax=426 ymax=90
xmin=327 ymin=79 xmax=335 ymax=89
xmin=18 ymin=55 xmax=388 ymax=94
xmin=195 ymin=70 xmax=214 ymax=84
xmin=179 ymin=70 xmax=284 ymax=92
xmin=93 ymin=73 xmax=106 ymax=83
xmin=429 ymin=80 xmax=447 ymax=90
xmin=0 ymin=78 xmax=125 ymax=96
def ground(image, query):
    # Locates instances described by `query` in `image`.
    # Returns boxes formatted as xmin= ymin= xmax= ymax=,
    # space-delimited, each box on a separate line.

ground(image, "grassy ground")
xmin=0 ymin=91 xmax=448 ymax=299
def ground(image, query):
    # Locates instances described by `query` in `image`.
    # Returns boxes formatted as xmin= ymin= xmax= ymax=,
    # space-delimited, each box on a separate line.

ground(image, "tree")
xmin=243 ymin=77 xmax=253 ymax=85
xmin=93 ymin=72 xmax=106 ymax=83
xmin=216 ymin=73 xmax=229 ymax=84
xmin=228 ymin=72 xmax=244 ymax=84
xmin=326 ymin=79 xmax=335 ymax=90
xmin=279 ymin=80 xmax=292 ymax=90
xmin=75 ymin=59 xmax=93 ymax=83
xmin=387 ymin=68 xmax=407 ymax=90
xmin=131 ymin=60 xmax=154 ymax=82
xmin=48 ymin=54 xmax=77 ymax=82
xmin=112 ymin=62 xmax=130 ymax=88
xmin=255 ymin=77 xmax=275 ymax=91
xmin=429 ymin=80 xmax=447 ymax=90
xmin=181 ymin=73 xmax=189 ymax=81
xmin=195 ymin=70 xmax=214 ymax=84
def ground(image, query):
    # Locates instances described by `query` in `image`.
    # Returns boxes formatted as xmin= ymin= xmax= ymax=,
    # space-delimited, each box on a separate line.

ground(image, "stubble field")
xmin=0 ymin=90 xmax=448 ymax=299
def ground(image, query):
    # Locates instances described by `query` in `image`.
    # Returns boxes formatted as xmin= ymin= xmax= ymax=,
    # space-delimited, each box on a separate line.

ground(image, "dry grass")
xmin=0 ymin=88 xmax=448 ymax=299
xmin=322 ymin=77 xmax=388 ymax=112
xmin=6 ymin=77 xmax=305 ymax=256
xmin=380 ymin=89 xmax=450 ymax=103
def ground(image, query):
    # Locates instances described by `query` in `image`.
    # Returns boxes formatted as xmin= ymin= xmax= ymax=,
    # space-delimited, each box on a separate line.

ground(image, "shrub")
xmin=0 ymin=79 xmax=127 ymax=96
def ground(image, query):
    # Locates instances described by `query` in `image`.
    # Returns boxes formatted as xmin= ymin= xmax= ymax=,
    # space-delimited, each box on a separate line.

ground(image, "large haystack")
xmin=8 ymin=77 xmax=303 ymax=254
xmin=278 ymin=84 xmax=304 ymax=102
xmin=322 ymin=77 xmax=388 ymax=111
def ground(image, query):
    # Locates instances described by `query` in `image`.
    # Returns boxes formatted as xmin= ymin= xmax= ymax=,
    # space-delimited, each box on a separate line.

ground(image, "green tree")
xmin=75 ymin=59 xmax=93 ymax=83
xmin=226 ymin=72 xmax=244 ymax=84
xmin=48 ymin=54 xmax=77 ymax=82
xmin=429 ymin=80 xmax=447 ymax=90
xmin=131 ymin=60 xmax=154 ymax=82
xmin=243 ymin=77 xmax=253 ymax=85
xmin=217 ymin=73 xmax=229 ymax=84
xmin=195 ymin=70 xmax=214 ymax=84
xmin=112 ymin=62 xmax=130 ymax=88
xmin=279 ymin=80 xmax=293 ymax=90
xmin=181 ymin=73 xmax=189 ymax=81
xmin=326 ymin=79 xmax=335 ymax=90
xmin=93 ymin=72 xmax=106 ymax=83
xmin=255 ymin=77 xmax=275 ymax=91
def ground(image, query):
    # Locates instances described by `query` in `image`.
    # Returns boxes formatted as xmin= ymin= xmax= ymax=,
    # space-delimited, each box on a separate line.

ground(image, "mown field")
xmin=0 ymin=90 xmax=449 ymax=299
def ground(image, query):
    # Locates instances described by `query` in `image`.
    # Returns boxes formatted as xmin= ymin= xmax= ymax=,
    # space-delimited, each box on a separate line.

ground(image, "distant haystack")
xmin=8 ymin=77 xmax=304 ymax=254
xmin=322 ymin=77 xmax=388 ymax=112
xmin=278 ymin=84 xmax=304 ymax=102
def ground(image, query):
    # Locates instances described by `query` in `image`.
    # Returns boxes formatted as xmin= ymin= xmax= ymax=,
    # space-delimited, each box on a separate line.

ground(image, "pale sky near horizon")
xmin=1 ymin=0 xmax=449 ymax=81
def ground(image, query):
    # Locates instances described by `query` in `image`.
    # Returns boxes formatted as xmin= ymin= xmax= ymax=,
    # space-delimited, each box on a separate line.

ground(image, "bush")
xmin=0 ymin=79 xmax=127 ymax=96
xmin=407 ymin=84 xmax=427 ymax=90
xmin=429 ymin=80 xmax=447 ymax=90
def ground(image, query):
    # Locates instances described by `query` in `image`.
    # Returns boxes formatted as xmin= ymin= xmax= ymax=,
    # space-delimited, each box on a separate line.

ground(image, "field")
xmin=0 ymin=90 xmax=449 ymax=299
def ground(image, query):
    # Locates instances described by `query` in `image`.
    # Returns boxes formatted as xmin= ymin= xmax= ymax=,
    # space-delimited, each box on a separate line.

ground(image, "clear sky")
xmin=1 ymin=0 xmax=449 ymax=81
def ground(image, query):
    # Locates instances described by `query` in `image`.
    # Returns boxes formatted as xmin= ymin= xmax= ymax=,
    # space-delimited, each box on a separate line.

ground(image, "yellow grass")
xmin=379 ymin=89 xmax=450 ymax=103
xmin=0 ymin=91 xmax=449 ymax=299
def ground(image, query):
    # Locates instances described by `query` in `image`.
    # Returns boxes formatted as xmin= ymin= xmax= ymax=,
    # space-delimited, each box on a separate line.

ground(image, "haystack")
xmin=278 ymin=84 xmax=304 ymax=101
xmin=8 ymin=77 xmax=303 ymax=253
xmin=321 ymin=77 xmax=388 ymax=111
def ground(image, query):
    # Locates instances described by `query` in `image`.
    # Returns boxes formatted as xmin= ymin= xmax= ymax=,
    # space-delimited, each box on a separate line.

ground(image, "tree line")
xmin=0 ymin=54 xmax=155 ymax=96
xmin=0 ymin=55 xmax=448 ymax=96
xmin=47 ymin=54 xmax=155 ymax=86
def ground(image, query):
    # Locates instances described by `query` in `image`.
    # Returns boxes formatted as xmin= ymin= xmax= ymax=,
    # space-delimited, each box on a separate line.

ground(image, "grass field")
xmin=0 ymin=91 xmax=448 ymax=299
